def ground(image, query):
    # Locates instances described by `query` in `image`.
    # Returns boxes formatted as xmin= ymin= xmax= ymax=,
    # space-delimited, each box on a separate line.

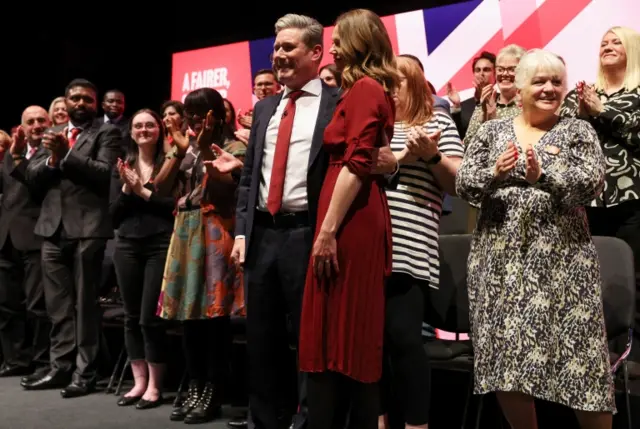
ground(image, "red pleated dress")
xmin=298 ymin=76 xmax=394 ymax=383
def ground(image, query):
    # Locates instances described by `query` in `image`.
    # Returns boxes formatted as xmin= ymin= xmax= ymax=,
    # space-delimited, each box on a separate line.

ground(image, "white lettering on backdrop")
xmin=181 ymin=68 xmax=231 ymax=101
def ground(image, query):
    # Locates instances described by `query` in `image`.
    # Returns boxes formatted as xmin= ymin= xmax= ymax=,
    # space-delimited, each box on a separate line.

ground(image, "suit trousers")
xmin=245 ymin=222 xmax=313 ymax=429
xmin=41 ymin=233 xmax=106 ymax=382
xmin=0 ymin=238 xmax=48 ymax=367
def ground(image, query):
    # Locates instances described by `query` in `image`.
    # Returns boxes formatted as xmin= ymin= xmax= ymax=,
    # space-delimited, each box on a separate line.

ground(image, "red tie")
xmin=267 ymin=90 xmax=304 ymax=215
xmin=27 ymin=146 xmax=37 ymax=159
xmin=69 ymin=128 xmax=81 ymax=148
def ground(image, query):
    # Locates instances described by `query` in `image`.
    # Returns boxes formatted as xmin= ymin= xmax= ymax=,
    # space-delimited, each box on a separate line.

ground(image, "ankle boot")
xmin=184 ymin=382 xmax=221 ymax=424
xmin=170 ymin=380 xmax=202 ymax=421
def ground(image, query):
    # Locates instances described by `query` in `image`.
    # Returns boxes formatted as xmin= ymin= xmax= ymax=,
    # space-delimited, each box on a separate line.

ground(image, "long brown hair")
xmin=396 ymin=56 xmax=433 ymax=127
xmin=335 ymin=9 xmax=400 ymax=92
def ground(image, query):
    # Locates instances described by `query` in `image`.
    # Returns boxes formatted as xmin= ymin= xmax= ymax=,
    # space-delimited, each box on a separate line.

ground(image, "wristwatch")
xmin=426 ymin=151 xmax=442 ymax=166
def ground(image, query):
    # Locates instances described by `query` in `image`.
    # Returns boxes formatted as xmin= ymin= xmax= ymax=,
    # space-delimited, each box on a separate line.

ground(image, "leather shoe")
xmin=21 ymin=367 xmax=50 ymax=386
xmin=0 ymin=364 xmax=32 ymax=378
xmin=61 ymin=380 xmax=96 ymax=398
xmin=136 ymin=396 xmax=163 ymax=410
xmin=117 ymin=395 xmax=142 ymax=406
xmin=227 ymin=414 xmax=248 ymax=428
xmin=22 ymin=370 xmax=70 ymax=390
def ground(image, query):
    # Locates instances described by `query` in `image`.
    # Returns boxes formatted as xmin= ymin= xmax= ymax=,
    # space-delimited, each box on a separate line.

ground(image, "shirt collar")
xmin=283 ymin=77 xmax=322 ymax=98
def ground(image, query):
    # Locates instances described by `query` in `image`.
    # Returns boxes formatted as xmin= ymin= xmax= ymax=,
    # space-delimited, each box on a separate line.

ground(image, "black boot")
xmin=170 ymin=380 xmax=202 ymax=421
xmin=184 ymin=382 xmax=221 ymax=424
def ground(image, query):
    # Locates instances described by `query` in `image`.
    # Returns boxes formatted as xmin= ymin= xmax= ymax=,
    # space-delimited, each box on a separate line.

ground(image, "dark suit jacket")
xmin=25 ymin=119 xmax=122 ymax=239
xmin=235 ymin=83 xmax=340 ymax=252
xmin=0 ymin=152 xmax=45 ymax=251
xmin=99 ymin=116 xmax=129 ymax=157
xmin=451 ymin=97 xmax=477 ymax=141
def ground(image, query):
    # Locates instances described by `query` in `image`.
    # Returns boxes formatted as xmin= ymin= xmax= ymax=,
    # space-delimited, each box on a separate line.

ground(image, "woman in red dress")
xmin=298 ymin=9 xmax=400 ymax=429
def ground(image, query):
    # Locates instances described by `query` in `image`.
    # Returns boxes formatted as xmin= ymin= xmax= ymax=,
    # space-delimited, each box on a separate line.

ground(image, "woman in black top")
xmin=109 ymin=109 xmax=175 ymax=409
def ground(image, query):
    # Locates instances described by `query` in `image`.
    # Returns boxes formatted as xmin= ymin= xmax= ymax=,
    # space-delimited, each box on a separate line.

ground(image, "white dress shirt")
xmin=258 ymin=78 xmax=322 ymax=212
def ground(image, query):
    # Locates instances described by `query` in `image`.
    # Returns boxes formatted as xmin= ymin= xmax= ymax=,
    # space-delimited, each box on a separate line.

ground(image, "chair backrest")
xmin=593 ymin=236 xmax=636 ymax=340
xmin=425 ymin=234 xmax=472 ymax=333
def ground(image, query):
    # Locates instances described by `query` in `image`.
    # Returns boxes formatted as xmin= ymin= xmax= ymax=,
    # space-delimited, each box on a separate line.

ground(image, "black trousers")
xmin=41 ymin=235 xmax=106 ymax=382
xmin=245 ymin=222 xmax=312 ymax=429
xmin=113 ymin=234 xmax=170 ymax=363
xmin=0 ymin=238 xmax=48 ymax=368
xmin=307 ymin=371 xmax=379 ymax=429
xmin=380 ymin=273 xmax=431 ymax=426
xmin=183 ymin=317 xmax=231 ymax=384
xmin=587 ymin=201 xmax=640 ymax=360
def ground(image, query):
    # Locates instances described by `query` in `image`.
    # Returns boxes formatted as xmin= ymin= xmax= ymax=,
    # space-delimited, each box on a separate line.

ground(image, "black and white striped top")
xmin=386 ymin=112 xmax=464 ymax=289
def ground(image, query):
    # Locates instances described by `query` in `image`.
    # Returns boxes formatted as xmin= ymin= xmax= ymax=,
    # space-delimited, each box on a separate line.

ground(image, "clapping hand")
xmin=118 ymin=158 xmax=143 ymax=195
xmin=494 ymin=141 xmax=518 ymax=180
xmin=446 ymin=82 xmax=461 ymax=108
xmin=524 ymin=145 xmax=542 ymax=184
xmin=406 ymin=128 xmax=441 ymax=162
xmin=196 ymin=110 xmax=216 ymax=151
xmin=42 ymin=127 xmax=69 ymax=164
xmin=165 ymin=116 xmax=190 ymax=155
xmin=9 ymin=126 xmax=27 ymax=156
xmin=481 ymin=85 xmax=497 ymax=120
xmin=579 ymin=84 xmax=603 ymax=117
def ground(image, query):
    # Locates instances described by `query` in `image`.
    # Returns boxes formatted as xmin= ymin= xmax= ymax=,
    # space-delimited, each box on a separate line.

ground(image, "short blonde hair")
xmin=515 ymin=49 xmax=566 ymax=90
xmin=0 ymin=130 xmax=10 ymax=149
xmin=334 ymin=9 xmax=400 ymax=92
xmin=596 ymin=26 xmax=640 ymax=91
xmin=497 ymin=44 xmax=526 ymax=65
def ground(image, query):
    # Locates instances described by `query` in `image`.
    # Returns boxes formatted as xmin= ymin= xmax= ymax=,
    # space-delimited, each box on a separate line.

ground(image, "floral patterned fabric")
xmin=455 ymin=116 xmax=616 ymax=413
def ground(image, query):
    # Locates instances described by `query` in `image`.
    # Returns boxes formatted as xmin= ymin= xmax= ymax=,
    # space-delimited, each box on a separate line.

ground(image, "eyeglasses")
xmin=496 ymin=66 xmax=517 ymax=75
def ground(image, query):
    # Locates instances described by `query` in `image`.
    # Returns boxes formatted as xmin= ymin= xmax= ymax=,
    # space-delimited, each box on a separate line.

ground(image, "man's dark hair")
xmin=471 ymin=51 xmax=496 ymax=71
xmin=65 ymin=78 xmax=98 ymax=97
xmin=398 ymin=54 xmax=424 ymax=72
xmin=103 ymin=89 xmax=125 ymax=100
xmin=254 ymin=69 xmax=277 ymax=81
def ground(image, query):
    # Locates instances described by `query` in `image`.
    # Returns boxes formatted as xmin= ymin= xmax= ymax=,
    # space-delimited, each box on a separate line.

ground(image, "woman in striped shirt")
xmin=379 ymin=55 xmax=464 ymax=429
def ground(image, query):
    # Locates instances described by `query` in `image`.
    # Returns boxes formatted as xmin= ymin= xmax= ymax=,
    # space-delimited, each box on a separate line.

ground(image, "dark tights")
xmin=183 ymin=317 xmax=231 ymax=384
xmin=307 ymin=371 xmax=379 ymax=429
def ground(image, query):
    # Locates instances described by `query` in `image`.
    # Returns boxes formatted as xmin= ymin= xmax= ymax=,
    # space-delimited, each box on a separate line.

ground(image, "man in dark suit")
xmin=231 ymin=14 xmax=398 ymax=429
xmin=0 ymin=106 xmax=50 ymax=378
xmin=447 ymin=51 xmax=496 ymax=140
xmin=22 ymin=79 xmax=121 ymax=398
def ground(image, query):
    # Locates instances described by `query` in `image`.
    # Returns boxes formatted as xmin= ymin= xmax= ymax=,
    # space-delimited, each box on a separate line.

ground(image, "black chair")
xmin=425 ymin=234 xmax=482 ymax=429
xmin=593 ymin=236 xmax=635 ymax=429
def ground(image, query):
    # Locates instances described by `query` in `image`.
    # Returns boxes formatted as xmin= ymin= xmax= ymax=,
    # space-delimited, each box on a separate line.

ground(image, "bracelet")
xmin=166 ymin=146 xmax=186 ymax=160
xmin=12 ymin=154 xmax=25 ymax=160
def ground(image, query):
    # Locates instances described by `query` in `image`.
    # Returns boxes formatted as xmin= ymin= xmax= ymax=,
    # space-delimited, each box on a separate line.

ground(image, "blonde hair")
xmin=497 ymin=44 xmax=527 ymax=65
xmin=515 ymin=49 xmax=566 ymax=90
xmin=274 ymin=14 xmax=324 ymax=51
xmin=396 ymin=56 xmax=433 ymax=127
xmin=48 ymin=96 xmax=66 ymax=123
xmin=596 ymin=26 xmax=640 ymax=91
xmin=0 ymin=130 xmax=10 ymax=150
xmin=334 ymin=9 xmax=400 ymax=92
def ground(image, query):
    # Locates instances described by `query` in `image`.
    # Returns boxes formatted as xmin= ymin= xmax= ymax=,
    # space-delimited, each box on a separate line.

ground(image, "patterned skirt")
xmin=157 ymin=205 xmax=245 ymax=320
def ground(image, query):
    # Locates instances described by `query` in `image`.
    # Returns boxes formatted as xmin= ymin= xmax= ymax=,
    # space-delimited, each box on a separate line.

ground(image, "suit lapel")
xmin=308 ymin=86 xmax=338 ymax=168
xmin=72 ymin=119 xmax=99 ymax=153
xmin=253 ymin=94 xmax=282 ymax=166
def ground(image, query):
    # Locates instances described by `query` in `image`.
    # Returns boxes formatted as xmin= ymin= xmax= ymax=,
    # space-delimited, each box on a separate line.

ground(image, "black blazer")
xmin=0 ymin=152 xmax=45 ymax=251
xmin=235 ymin=83 xmax=340 ymax=252
xmin=451 ymin=97 xmax=477 ymax=141
xmin=25 ymin=119 xmax=122 ymax=239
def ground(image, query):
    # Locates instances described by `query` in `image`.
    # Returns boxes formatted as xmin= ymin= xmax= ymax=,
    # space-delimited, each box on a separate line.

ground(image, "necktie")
xmin=69 ymin=128 xmax=81 ymax=148
xmin=267 ymin=90 xmax=304 ymax=215
xmin=27 ymin=146 xmax=37 ymax=159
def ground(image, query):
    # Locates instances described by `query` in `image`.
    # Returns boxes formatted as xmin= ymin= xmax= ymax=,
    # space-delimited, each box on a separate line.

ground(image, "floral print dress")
xmin=455 ymin=116 xmax=616 ymax=412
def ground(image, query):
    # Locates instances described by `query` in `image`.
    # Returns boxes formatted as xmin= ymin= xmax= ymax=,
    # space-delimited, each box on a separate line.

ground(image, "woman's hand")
xmin=312 ymin=230 xmax=339 ymax=279
xmin=203 ymin=145 xmax=244 ymax=173
xmin=524 ymin=145 xmax=542 ymax=184
xmin=580 ymin=85 xmax=603 ymax=117
xmin=406 ymin=127 xmax=441 ymax=162
xmin=165 ymin=116 xmax=189 ymax=155
xmin=196 ymin=110 xmax=216 ymax=151
xmin=494 ymin=141 xmax=518 ymax=180
xmin=481 ymin=85 xmax=497 ymax=121
xmin=119 ymin=161 xmax=143 ymax=195
xmin=117 ymin=158 xmax=131 ymax=194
